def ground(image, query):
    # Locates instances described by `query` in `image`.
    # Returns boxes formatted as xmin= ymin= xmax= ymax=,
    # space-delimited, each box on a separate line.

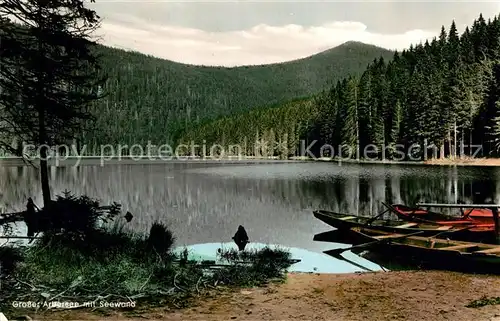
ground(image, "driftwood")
xmin=0 ymin=236 xmax=40 ymax=239
xmin=0 ymin=211 xmax=25 ymax=217
xmin=0 ymin=211 xmax=25 ymax=225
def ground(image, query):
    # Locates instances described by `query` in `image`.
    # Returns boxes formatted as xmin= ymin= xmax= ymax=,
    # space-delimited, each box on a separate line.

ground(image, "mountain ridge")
xmin=84 ymin=40 xmax=394 ymax=147
xmin=99 ymin=40 xmax=390 ymax=68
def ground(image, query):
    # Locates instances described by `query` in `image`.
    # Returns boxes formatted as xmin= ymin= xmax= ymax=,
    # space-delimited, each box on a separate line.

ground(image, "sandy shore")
xmin=424 ymin=158 xmax=500 ymax=166
xmin=9 ymin=271 xmax=500 ymax=321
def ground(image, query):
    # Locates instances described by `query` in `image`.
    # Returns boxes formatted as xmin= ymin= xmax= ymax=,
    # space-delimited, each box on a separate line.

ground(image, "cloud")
xmin=95 ymin=15 xmax=437 ymax=67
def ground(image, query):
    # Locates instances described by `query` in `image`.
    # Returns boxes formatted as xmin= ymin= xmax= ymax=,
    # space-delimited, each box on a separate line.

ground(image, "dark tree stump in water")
xmin=232 ymin=225 xmax=249 ymax=251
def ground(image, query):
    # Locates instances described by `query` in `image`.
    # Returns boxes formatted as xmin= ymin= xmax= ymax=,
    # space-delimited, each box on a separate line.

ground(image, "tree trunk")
xmin=16 ymin=139 xmax=23 ymax=156
xmin=453 ymin=167 xmax=458 ymax=203
xmin=492 ymin=207 xmax=499 ymax=244
xmin=460 ymin=128 xmax=465 ymax=159
xmin=355 ymin=87 xmax=360 ymax=160
xmin=39 ymin=153 xmax=51 ymax=207
xmin=453 ymin=119 xmax=457 ymax=159
xmin=447 ymin=129 xmax=452 ymax=158
xmin=39 ymin=110 xmax=51 ymax=207
xmin=423 ymin=139 xmax=427 ymax=160
xmin=469 ymin=129 xmax=473 ymax=157
xmin=35 ymin=11 xmax=51 ymax=208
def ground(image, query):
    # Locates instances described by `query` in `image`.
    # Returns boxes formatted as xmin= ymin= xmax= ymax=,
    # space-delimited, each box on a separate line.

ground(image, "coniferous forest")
xmin=179 ymin=13 xmax=500 ymax=160
xmin=78 ymin=42 xmax=392 ymax=153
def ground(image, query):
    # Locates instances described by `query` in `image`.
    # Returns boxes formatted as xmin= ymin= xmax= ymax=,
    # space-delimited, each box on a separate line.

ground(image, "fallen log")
xmin=0 ymin=211 xmax=25 ymax=225
xmin=0 ymin=211 xmax=25 ymax=218
xmin=0 ymin=236 xmax=40 ymax=239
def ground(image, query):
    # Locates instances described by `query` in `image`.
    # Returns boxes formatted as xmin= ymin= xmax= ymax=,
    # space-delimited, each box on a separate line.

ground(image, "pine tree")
xmin=390 ymin=100 xmax=402 ymax=145
xmin=0 ymin=0 xmax=105 ymax=206
xmin=438 ymin=25 xmax=447 ymax=47
xmin=487 ymin=15 xmax=500 ymax=56
xmin=480 ymin=63 xmax=500 ymax=155
xmin=370 ymin=59 xmax=387 ymax=150
xmin=340 ymin=77 xmax=359 ymax=158
xmin=357 ymin=69 xmax=373 ymax=151
xmin=486 ymin=101 xmax=500 ymax=153
xmin=447 ymin=20 xmax=460 ymax=68
xmin=460 ymin=26 xmax=476 ymax=64
xmin=319 ymin=86 xmax=339 ymax=146
xmin=471 ymin=14 xmax=488 ymax=58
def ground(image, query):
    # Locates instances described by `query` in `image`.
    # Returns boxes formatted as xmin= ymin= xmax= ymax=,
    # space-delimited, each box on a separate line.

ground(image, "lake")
xmin=0 ymin=161 xmax=498 ymax=253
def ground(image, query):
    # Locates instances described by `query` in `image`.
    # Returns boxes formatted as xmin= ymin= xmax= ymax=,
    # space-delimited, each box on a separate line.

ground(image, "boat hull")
xmin=388 ymin=204 xmax=494 ymax=225
xmin=359 ymin=242 xmax=500 ymax=274
xmin=313 ymin=210 xmax=497 ymax=243
xmin=341 ymin=227 xmax=500 ymax=275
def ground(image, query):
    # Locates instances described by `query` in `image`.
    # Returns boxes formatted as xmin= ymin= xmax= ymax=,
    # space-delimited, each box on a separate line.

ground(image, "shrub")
xmin=0 ymin=245 xmax=22 ymax=276
xmin=31 ymin=190 xmax=121 ymax=240
xmin=1 ymin=193 xmax=293 ymax=311
xmin=147 ymin=222 xmax=176 ymax=259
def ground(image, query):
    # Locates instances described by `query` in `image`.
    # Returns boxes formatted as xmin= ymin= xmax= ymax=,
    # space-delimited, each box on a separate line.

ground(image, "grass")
xmin=2 ymin=227 xmax=293 ymax=312
xmin=0 ymin=192 xmax=294 ymax=314
xmin=466 ymin=296 xmax=500 ymax=308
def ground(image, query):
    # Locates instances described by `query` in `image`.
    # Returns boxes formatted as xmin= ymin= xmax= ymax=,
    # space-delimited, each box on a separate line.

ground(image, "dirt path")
xmin=8 ymin=271 xmax=500 ymax=321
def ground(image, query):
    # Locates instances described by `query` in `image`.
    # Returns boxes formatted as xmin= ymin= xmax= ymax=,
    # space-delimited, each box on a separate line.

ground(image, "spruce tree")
xmin=0 ymin=0 xmax=105 ymax=206
xmin=340 ymin=77 xmax=359 ymax=158
xmin=486 ymin=101 xmax=500 ymax=154
xmin=388 ymin=100 xmax=402 ymax=158
xmin=357 ymin=69 xmax=373 ymax=151
xmin=447 ymin=20 xmax=460 ymax=68
xmin=460 ymin=26 xmax=476 ymax=64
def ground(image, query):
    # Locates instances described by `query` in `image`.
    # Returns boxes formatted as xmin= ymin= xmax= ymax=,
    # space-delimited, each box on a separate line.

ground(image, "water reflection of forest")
xmin=1 ymin=164 xmax=499 ymax=219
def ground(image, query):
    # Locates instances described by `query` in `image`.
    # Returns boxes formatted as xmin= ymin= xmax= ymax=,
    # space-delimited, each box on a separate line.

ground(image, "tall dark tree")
xmin=390 ymin=100 xmax=402 ymax=147
xmin=0 ymin=0 xmax=106 ymax=207
xmin=481 ymin=63 xmax=500 ymax=154
xmin=319 ymin=86 xmax=339 ymax=146
xmin=357 ymin=69 xmax=373 ymax=151
xmin=460 ymin=26 xmax=475 ymax=64
xmin=438 ymin=25 xmax=447 ymax=48
xmin=471 ymin=14 xmax=488 ymax=58
xmin=370 ymin=58 xmax=387 ymax=148
xmin=340 ymin=77 xmax=359 ymax=157
xmin=447 ymin=20 xmax=460 ymax=68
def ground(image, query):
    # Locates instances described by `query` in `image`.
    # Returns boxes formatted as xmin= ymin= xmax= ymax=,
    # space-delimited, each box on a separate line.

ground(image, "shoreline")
xmin=9 ymin=270 xmax=500 ymax=321
xmin=0 ymin=155 xmax=498 ymax=167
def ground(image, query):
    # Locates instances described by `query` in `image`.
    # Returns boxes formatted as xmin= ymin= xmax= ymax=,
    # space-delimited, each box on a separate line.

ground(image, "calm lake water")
xmin=0 ymin=161 xmax=498 ymax=253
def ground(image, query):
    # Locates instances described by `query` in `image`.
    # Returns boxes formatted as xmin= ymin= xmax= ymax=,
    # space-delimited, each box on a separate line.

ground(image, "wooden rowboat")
xmin=386 ymin=203 xmax=494 ymax=225
xmin=324 ymin=226 xmax=500 ymax=274
xmin=313 ymin=210 xmax=496 ymax=243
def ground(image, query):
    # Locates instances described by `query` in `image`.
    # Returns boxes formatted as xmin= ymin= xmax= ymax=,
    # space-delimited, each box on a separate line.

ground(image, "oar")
xmin=432 ymin=225 xmax=473 ymax=238
xmin=381 ymin=201 xmax=417 ymax=220
xmin=380 ymin=201 xmax=394 ymax=213
xmin=327 ymin=251 xmax=375 ymax=272
xmin=380 ymin=201 xmax=403 ymax=220
xmin=366 ymin=207 xmax=389 ymax=225
xmin=324 ymin=230 xmax=425 ymax=257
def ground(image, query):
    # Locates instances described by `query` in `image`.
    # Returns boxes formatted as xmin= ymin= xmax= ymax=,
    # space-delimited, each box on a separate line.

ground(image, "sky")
xmin=88 ymin=1 xmax=500 ymax=67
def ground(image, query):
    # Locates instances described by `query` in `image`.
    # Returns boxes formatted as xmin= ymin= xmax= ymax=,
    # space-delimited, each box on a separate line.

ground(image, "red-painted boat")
xmin=463 ymin=208 xmax=495 ymax=224
xmin=386 ymin=204 xmax=495 ymax=225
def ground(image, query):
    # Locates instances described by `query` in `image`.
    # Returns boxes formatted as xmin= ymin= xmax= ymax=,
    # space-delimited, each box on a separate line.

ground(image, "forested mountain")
xmin=179 ymin=13 xmax=500 ymax=160
xmin=179 ymin=97 xmax=318 ymax=158
xmin=82 ymin=41 xmax=393 ymax=150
